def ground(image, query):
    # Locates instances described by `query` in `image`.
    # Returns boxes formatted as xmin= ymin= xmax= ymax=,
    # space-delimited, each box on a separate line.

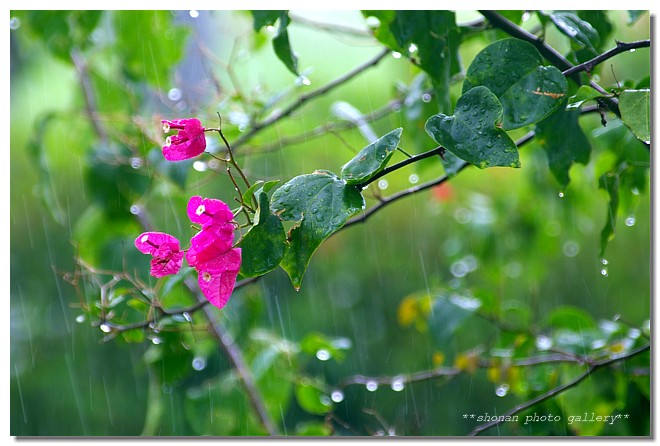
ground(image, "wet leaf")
xmin=599 ymin=172 xmax=620 ymax=257
xmin=567 ymin=85 xmax=610 ymax=109
xmin=425 ymin=86 xmax=519 ymax=169
xmin=577 ymin=11 xmax=612 ymax=51
xmin=540 ymin=11 xmax=600 ymax=51
xmin=300 ymin=332 xmax=351 ymax=362
xmin=271 ymin=170 xmax=365 ymax=289
xmin=238 ymin=192 xmax=286 ymax=278
xmin=340 ymin=127 xmax=402 ymax=185
xmin=619 ymin=89 xmax=650 ymax=143
xmin=463 ymin=38 xmax=568 ymax=130
xmin=536 ymin=108 xmax=591 ymax=188
xmin=295 ymin=379 xmax=333 ymax=415
xmin=427 ymin=293 xmax=480 ymax=347
xmin=251 ymin=11 xmax=298 ymax=75
xmin=627 ymin=10 xmax=647 ymax=25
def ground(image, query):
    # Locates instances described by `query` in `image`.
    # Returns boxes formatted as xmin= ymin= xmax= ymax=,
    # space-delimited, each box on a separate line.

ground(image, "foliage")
xmin=10 ymin=9 xmax=650 ymax=437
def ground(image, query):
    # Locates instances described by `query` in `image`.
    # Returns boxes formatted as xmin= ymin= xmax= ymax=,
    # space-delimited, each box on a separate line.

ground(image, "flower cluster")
xmin=161 ymin=118 xmax=207 ymax=161
xmin=135 ymin=196 xmax=242 ymax=310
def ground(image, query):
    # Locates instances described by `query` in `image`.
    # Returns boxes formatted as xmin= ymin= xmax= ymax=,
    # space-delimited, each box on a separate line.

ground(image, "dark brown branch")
xmin=233 ymin=48 xmax=390 ymax=150
xmin=562 ymin=39 xmax=651 ymax=77
xmin=469 ymin=343 xmax=650 ymax=436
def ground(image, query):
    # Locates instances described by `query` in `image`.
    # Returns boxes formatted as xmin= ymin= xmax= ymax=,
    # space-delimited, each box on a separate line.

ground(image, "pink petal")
xmin=187 ymin=196 xmax=234 ymax=227
xmin=135 ymin=232 xmax=180 ymax=255
xmin=197 ymin=248 xmax=242 ymax=309
xmin=186 ymin=224 xmax=235 ymax=267
xmin=150 ymin=251 xmax=184 ymax=278
xmin=161 ymin=118 xmax=206 ymax=161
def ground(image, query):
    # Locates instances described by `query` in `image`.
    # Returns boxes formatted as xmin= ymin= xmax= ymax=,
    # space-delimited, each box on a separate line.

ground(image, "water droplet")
xmin=151 ymin=337 xmax=163 ymax=345
xmin=629 ymin=48 xmax=636 ymax=53
xmin=75 ymin=315 xmax=86 ymax=323
xmin=408 ymin=174 xmax=419 ymax=184
xmin=10 ymin=17 xmax=21 ymax=30
xmin=601 ymin=258 xmax=608 ymax=265
xmin=450 ymin=261 xmax=468 ymax=278
xmin=193 ymin=161 xmax=208 ymax=172
xmin=562 ymin=240 xmax=580 ymax=257
xmin=600 ymin=268 xmax=609 ymax=277
xmin=408 ymin=43 xmax=418 ymax=53
xmin=391 ymin=51 xmax=402 ymax=59
xmin=189 ymin=10 xmax=199 ymax=18
xmin=628 ymin=328 xmax=641 ymax=339
xmin=495 ymin=384 xmax=509 ymax=397
xmin=365 ymin=16 xmax=381 ymax=28
xmin=331 ymin=390 xmax=344 ymax=403
xmin=504 ymin=261 xmax=522 ymax=278
xmin=535 ymin=335 xmax=552 ymax=351
xmin=391 ymin=376 xmax=405 ymax=392
xmin=522 ymin=11 xmax=531 ymax=21
xmin=316 ymin=349 xmax=331 ymax=361
xmin=266 ymin=25 xmax=276 ymax=33
xmin=183 ymin=312 xmax=192 ymax=322
xmin=632 ymin=187 xmax=640 ymax=195
xmin=454 ymin=208 xmax=472 ymax=224
xmin=558 ymin=192 xmax=564 ymax=198
xmin=130 ymin=205 xmax=141 ymax=215
xmin=167 ymin=88 xmax=182 ymax=102
xmin=100 ymin=323 xmax=111 ymax=333
xmin=591 ymin=339 xmax=607 ymax=349
xmin=130 ymin=157 xmax=143 ymax=169
xmin=377 ymin=179 xmax=389 ymax=190
xmin=421 ymin=93 xmax=432 ymax=103
xmin=625 ymin=216 xmax=636 ymax=227
xmin=331 ymin=337 xmax=352 ymax=349
xmin=296 ymin=75 xmax=311 ymax=86
xmin=192 ymin=356 xmax=206 ymax=371
xmin=366 ymin=380 xmax=378 ymax=392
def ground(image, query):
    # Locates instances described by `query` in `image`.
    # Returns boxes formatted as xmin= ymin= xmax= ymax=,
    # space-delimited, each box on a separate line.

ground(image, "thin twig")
xmin=562 ymin=39 xmax=651 ymax=77
xmin=70 ymin=49 xmax=107 ymax=142
xmin=468 ymin=343 xmax=650 ymax=436
xmin=288 ymin=12 xmax=372 ymax=37
xmin=232 ymin=48 xmax=390 ymax=150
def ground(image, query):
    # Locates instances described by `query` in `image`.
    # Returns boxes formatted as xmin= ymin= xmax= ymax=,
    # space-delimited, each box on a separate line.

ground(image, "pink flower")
xmin=186 ymin=224 xmax=235 ymax=266
xmin=196 ymin=248 xmax=242 ymax=309
xmin=161 ymin=118 xmax=207 ymax=161
xmin=187 ymin=195 xmax=234 ymax=228
xmin=135 ymin=232 xmax=184 ymax=278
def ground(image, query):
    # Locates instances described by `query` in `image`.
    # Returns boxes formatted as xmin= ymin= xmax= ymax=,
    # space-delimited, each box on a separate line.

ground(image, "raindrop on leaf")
xmin=625 ymin=216 xmax=636 ymax=227
xmin=366 ymin=380 xmax=379 ymax=392
xmin=100 ymin=324 xmax=111 ymax=333
xmin=378 ymin=179 xmax=389 ymax=190
xmin=75 ymin=315 xmax=86 ymax=323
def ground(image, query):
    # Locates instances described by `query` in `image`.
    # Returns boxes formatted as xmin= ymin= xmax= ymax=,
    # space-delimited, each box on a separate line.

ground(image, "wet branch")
xmin=232 ymin=48 xmax=390 ymax=150
xmin=468 ymin=343 xmax=651 ymax=436
xmin=562 ymin=39 xmax=651 ymax=77
xmin=70 ymin=48 xmax=108 ymax=142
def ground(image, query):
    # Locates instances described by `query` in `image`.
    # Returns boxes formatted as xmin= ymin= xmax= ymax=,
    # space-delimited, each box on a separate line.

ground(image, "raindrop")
xmin=450 ymin=261 xmax=468 ymax=278
xmin=591 ymin=339 xmax=606 ymax=349
xmin=535 ymin=336 xmax=552 ymax=351
xmin=495 ymin=384 xmax=509 ymax=397
xmin=100 ymin=324 xmax=111 ymax=333
xmin=130 ymin=205 xmax=141 ymax=215
xmin=592 ymin=74 xmax=601 ymax=82
xmin=331 ymin=337 xmax=352 ymax=349
xmin=189 ymin=10 xmax=199 ymax=18
xmin=629 ymin=48 xmax=636 ymax=53
xmin=151 ymin=337 xmax=163 ymax=345
xmin=463 ymin=255 xmax=478 ymax=272
xmin=168 ymin=88 xmax=183 ymax=102
xmin=331 ymin=390 xmax=344 ymax=403
xmin=391 ymin=376 xmax=405 ymax=392
xmin=296 ymin=75 xmax=311 ymax=86
xmin=391 ymin=51 xmax=402 ymax=59
xmin=75 ymin=315 xmax=86 ymax=323
xmin=632 ymin=187 xmax=640 ymax=196
xmin=266 ymin=25 xmax=276 ymax=33
xmin=628 ymin=328 xmax=641 ymax=339
xmin=600 ymin=268 xmax=609 ymax=277
xmin=601 ymin=258 xmax=608 ymax=265
xmin=192 ymin=356 xmax=206 ymax=371
xmin=183 ymin=312 xmax=192 ymax=322
xmin=366 ymin=380 xmax=379 ymax=392
xmin=10 ymin=17 xmax=21 ymax=30
xmin=408 ymin=43 xmax=418 ymax=53
xmin=558 ymin=192 xmax=564 ymax=198
xmin=421 ymin=93 xmax=432 ymax=103
xmin=625 ymin=216 xmax=636 ymax=227
xmin=522 ymin=11 xmax=531 ymax=21
xmin=562 ymin=240 xmax=580 ymax=257
xmin=316 ymin=349 xmax=331 ymax=361
xmin=365 ymin=16 xmax=381 ymax=28
xmin=408 ymin=174 xmax=419 ymax=184
xmin=320 ymin=395 xmax=332 ymax=406
xmin=193 ymin=161 xmax=208 ymax=172
xmin=130 ymin=157 xmax=143 ymax=169
xmin=454 ymin=208 xmax=472 ymax=224
xmin=378 ymin=179 xmax=389 ymax=190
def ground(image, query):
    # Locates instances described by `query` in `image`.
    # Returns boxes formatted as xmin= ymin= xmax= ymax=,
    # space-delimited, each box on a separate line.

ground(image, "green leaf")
xmin=340 ymin=128 xmax=402 ymax=185
xmin=251 ymin=11 xmax=298 ymax=75
xmin=427 ymin=293 xmax=481 ymax=346
xmin=567 ymin=85 xmax=610 ymax=109
xmin=295 ymin=379 xmax=333 ymax=415
xmin=300 ymin=332 xmax=352 ymax=362
xmin=362 ymin=10 xmax=461 ymax=112
xmin=536 ymin=108 xmax=591 ymax=188
xmin=463 ymin=38 xmax=568 ymax=130
xmin=577 ymin=11 xmax=612 ymax=52
xmin=627 ymin=10 xmax=647 ymax=25
xmin=599 ymin=172 xmax=620 ymax=257
xmin=540 ymin=11 xmax=600 ymax=51
xmin=238 ymin=192 xmax=286 ymax=278
xmin=295 ymin=421 xmax=332 ymax=436
xmin=242 ymin=179 xmax=280 ymax=209
xmin=114 ymin=11 xmax=189 ymax=87
xmin=619 ymin=89 xmax=650 ymax=143
xmin=425 ymin=86 xmax=519 ymax=169
xmin=251 ymin=10 xmax=283 ymax=31
xmin=271 ymin=171 xmax=364 ymax=289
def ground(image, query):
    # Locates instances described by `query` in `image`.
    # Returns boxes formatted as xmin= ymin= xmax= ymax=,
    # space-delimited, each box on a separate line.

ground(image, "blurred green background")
xmin=10 ymin=10 xmax=650 ymax=436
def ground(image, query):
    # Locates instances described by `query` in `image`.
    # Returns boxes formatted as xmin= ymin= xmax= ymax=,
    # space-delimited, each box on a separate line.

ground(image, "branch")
xmin=468 ymin=343 xmax=650 ymax=436
xmin=232 ymin=48 xmax=390 ymax=150
xmin=70 ymin=48 xmax=108 ymax=142
xmin=562 ymin=39 xmax=651 ymax=77
xmin=288 ymin=12 xmax=372 ymax=37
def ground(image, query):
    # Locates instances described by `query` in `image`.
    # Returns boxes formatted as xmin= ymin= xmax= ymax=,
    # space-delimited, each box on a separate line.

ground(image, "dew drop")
xmin=535 ymin=335 xmax=552 ymax=351
xmin=316 ymin=349 xmax=331 ymax=361
xmin=331 ymin=390 xmax=344 ymax=403
xmin=450 ymin=261 xmax=468 ymax=278
xmin=167 ymin=88 xmax=182 ymax=102
xmin=391 ymin=376 xmax=405 ymax=392
xmin=75 ymin=315 xmax=86 ymax=323
xmin=391 ymin=51 xmax=402 ymax=59
xmin=189 ymin=10 xmax=199 ymax=18
xmin=558 ymin=192 xmax=564 ymax=198
xmin=130 ymin=205 xmax=141 ymax=215
xmin=366 ymin=380 xmax=379 ymax=392
xmin=408 ymin=174 xmax=419 ymax=184
xmin=192 ymin=356 xmax=206 ymax=371
xmin=408 ymin=43 xmax=418 ymax=53
xmin=625 ymin=216 xmax=636 ymax=227
xmin=100 ymin=324 xmax=111 ymax=333
xmin=320 ymin=395 xmax=332 ymax=406
xmin=378 ymin=179 xmax=389 ymax=190
xmin=629 ymin=48 xmax=636 ymax=53
xmin=601 ymin=258 xmax=608 ymax=265
xmin=421 ymin=93 xmax=432 ymax=103
xmin=600 ymin=268 xmax=609 ymax=277
xmin=632 ymin=187 xmax=640 ymax=196
xmin=151 ymin=337 xmax=163 ymax=345
xmin=495 ymin=384 xmax=509 ymax=397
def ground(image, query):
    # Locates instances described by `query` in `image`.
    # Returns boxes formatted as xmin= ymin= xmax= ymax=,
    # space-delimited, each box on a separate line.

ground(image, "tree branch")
xmin=562 ymin=39 xmax=651 ymax=77
xmin=468 ymin=343 xmax=650 ymax=436
xmin=233 ymin=48 xmax=390 ymax=150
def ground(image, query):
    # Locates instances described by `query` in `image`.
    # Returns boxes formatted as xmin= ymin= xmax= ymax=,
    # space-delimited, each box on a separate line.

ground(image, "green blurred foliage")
xmin=10 ymin=10 xmax=650 ymax=437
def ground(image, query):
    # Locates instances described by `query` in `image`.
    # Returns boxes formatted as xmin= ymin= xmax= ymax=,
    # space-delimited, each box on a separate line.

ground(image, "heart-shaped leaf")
xmin=425 ymin=86 xmax=519 ymax=169
xmin=271 ymin=170 xmax=365 ymax=289
xmin=463 ymin=38 xmax=568 ymax=130
xmin=619 ymin=89 xmax=650 ymax=143
xmin=238 ymin=192 xmax=286 ymax=278
xmin=340 ymin=127 xmax=402 ymax=185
